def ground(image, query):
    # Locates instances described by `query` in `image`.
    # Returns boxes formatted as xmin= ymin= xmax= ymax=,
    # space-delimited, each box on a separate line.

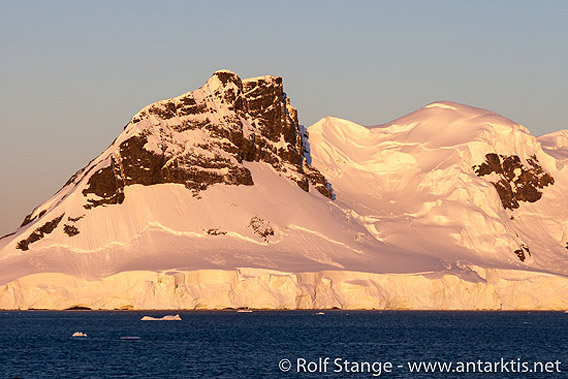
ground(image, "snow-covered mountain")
xmin=1 ymin=71 xmax=568 ymax=310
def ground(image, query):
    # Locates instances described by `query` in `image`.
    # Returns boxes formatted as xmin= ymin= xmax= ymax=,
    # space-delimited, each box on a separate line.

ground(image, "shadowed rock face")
xmin=473 ymin=153 xmax=554 ymax=210
xmin=76 ymin=71 xmax=333 ymax=210
xmin=82 ymin=134 xmax=254 ymax=209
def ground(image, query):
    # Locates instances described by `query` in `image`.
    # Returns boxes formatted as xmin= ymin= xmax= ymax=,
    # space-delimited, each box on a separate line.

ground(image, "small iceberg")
xmin=72 ymin=331 xmax=88 ymax=337
xmin=316 ymin=312 xmax=325 ymax=315
xmin=140 ymin=314 xmax=182 ymax=321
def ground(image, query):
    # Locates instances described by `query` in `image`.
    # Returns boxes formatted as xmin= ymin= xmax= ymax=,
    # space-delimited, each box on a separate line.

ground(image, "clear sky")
xmin=1 ymin=0 xmax=567 ymax=235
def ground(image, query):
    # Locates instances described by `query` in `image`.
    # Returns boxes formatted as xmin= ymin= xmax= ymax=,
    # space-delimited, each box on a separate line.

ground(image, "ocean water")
xmin=0 ymin=311 xmax=566 ymax=378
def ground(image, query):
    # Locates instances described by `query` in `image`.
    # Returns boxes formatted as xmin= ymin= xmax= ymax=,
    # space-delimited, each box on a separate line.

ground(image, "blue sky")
xmin=0 ymin=0 xmax=567 ymax=234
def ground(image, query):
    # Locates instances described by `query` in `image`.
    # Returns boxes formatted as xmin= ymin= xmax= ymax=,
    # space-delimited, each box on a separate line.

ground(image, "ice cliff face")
xmin=1 ymin=78 xmax=568 ymax=310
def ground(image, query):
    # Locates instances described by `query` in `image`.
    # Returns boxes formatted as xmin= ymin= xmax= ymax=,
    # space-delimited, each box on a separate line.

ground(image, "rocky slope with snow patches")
xmin=1 ymin=73 xmax=568 ymax=310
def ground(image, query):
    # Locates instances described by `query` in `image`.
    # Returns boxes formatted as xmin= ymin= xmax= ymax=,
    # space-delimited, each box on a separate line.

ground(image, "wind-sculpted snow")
xmin=309 ymin=101 xmax=568 ymax=270
xmin=2 ymin=86 xmax=568 ymax=309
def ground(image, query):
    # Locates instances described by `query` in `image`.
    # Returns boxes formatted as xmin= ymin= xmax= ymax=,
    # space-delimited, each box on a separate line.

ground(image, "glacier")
xmin=1 ymin=71 xmax=567 ymax=310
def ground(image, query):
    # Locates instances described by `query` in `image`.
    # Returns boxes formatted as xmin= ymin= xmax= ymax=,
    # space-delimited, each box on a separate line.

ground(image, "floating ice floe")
xmin=120 ymin=336 xmax=141 ymax=340
xmin=316 ymin=312 xmax=325 ymax=315
xmin=237 ymin=309 xmax=253 ymax=313
xmin=140 ymin=314 xmax=181 ymax=321
xmin=71 ymin=331 xmax=87 ymax=337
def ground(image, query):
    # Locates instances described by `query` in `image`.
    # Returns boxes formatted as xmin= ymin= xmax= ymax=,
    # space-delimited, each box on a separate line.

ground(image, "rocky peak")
xmin=212 ymin=69 xmax=240 ymax=85
xmin=74 ymin=71 xmax=333 ymax=211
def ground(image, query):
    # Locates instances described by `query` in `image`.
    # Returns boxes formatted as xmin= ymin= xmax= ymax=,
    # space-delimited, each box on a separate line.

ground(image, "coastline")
xmin=2 ymin=267 xmax=567 ymax=311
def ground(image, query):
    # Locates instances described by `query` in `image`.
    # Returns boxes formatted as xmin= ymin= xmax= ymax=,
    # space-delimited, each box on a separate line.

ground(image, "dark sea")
xmin=0 ymin=311 xmax=566 ymax=378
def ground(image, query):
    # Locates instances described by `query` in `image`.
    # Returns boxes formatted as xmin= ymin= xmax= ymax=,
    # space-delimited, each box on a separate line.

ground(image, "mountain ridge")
xmin=1 ymin=71 xmax=568 ymax=310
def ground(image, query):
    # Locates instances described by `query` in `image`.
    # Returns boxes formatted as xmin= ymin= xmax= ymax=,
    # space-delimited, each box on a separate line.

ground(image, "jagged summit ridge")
xmin=82 ymin=70 xmax=333 ymax=207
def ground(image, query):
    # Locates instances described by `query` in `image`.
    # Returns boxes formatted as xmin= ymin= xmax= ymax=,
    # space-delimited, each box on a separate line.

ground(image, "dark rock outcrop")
xmin=305 ymin=165 xmax=335 ymax=200
xmin=473 ymin=154 xmax=554 ymax=210
xmin=249 ymin=216 xmax=275 ymax=242
xmin=514 ymin=244 xmax=531 ymax=262
xmin=16 ymin=214 xmax=64 ymax=251
xmin=20 ymin=210 xmax=46 ymax=227
xmin=207 ymin=228 xmax=227 ymax=236
xmin=63 ymin=224 xmax=80 ymax=237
